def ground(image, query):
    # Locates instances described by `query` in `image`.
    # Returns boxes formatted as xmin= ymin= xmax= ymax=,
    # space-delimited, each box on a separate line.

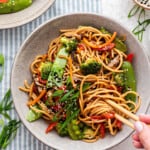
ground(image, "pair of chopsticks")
xmin=106 ymin=99 xmax=139 ymax=129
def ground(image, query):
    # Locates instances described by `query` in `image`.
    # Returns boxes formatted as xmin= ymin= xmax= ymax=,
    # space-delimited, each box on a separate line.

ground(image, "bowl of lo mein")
xmin=11 ymin=13 xmax=150 ymax=150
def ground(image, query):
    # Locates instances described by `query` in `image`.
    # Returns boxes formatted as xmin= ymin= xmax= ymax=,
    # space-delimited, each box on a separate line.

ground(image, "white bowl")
xmin=11 ymin=13 xmax=150 ymax=150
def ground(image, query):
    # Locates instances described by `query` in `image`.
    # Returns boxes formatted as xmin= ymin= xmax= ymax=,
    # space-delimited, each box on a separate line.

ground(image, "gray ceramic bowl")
xmin=11 ymin=13 xmax=150 ymax=150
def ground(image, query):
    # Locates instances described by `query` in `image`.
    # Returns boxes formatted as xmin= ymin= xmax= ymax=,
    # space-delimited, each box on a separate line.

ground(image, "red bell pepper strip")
xmin=0 ymin=0 xmax=8 ymax=3
xmin=78 ymin=43 xmax=85 ymax=50
xmin=91 ymin=112 xmax=115 ymax=120
xmin=93 ymin=43 xmax=115 ymax=51
xmin=77 ymin=43 xmax=85 ymax=53
xmin=91 ymin=115 xmax=103 ymax=120
xmin=103 ymin=112 xmax=115 ymax=119
xmin=116 ymin=120 xmax=122 ymax=129
xmin=126 ymin=53 xmax=134 ymax=63
xmin=100 ymin=123 xmax=105 ymax=138
xmin=45 ymin=122 xmax=57 ymax=134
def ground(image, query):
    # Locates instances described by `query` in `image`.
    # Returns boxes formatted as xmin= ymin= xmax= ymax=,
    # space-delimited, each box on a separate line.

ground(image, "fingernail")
xmin=134 ymin=121 xmax=143 ymax=132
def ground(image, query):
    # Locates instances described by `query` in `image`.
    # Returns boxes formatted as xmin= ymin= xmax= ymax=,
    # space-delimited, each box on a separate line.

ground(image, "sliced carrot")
xmin=100 ymin=32 xmax=117 ymax=47
xmin=83 ymin=32 xmax=117 ymax=49
xmin=28 ymin=89 xmax=46 ymax=106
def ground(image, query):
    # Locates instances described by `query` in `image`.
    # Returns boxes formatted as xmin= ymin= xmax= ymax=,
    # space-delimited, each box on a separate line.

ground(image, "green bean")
xmin=59 ymin=109 xmax=79 ymax=132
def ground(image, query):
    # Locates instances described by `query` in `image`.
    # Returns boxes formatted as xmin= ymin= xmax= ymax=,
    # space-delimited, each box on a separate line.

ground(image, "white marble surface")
xmin=101 ymin=0 xmax=150 ymax=149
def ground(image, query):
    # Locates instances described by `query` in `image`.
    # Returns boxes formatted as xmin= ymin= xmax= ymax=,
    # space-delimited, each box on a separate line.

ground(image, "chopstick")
xmin=115 ymin=113 xmax=134 ymax=129
xmin=105 ymin=99 xmax=139 ymax=129
xmin=115 ymin=113 xmax=135 ymax=129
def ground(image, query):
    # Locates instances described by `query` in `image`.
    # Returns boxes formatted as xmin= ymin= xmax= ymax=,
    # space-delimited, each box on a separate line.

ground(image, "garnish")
xmin=0 ymin=54 xmax=4 ymax=82
xmin=0 ymin=120 xmax=20 ymax=149
xmin=0 ymin=89 xmax=13 ymax=120
xmin=0 ymin=89 xmax=21 ymax=149
xmin=128 ymin=4 xmax=149 ymax=41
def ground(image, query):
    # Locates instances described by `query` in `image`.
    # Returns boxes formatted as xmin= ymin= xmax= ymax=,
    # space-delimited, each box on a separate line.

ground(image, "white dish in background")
xmin=11 ymin=13 xmax=150 ymax=150
xmin=134 ymin=0 xmax=150 ymax=10
xmin=0 ymin=0 xmax=55 ymax=29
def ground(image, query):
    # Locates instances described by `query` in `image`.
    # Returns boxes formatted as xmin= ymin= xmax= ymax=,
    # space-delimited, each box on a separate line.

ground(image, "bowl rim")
xmin=11 ymin=12 xmax=150 ymax=150
xmin=134 ymin=0 xmax=150 ymax=10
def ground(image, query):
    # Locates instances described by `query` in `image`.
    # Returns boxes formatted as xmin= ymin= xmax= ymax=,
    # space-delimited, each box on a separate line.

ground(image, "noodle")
xmin=19 ymin=26 xmax=141 ymax=142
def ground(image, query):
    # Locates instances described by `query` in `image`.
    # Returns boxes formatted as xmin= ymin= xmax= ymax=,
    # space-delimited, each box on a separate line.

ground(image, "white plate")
xmin=0 ymin=0 xmax=55 ymax=29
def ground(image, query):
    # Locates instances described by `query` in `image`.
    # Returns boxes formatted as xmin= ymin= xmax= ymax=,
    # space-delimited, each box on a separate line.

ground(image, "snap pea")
xmin=0 ymin=0 xmax=32 ymax=14
xmin=26 ymin=105 xmax=42 ymax=122
xmin=122 ymin=61 xmax=136 ymax=102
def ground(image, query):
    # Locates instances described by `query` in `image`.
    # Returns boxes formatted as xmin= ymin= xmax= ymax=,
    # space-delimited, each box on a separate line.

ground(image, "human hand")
xmin=132 ymin=114 xmax=150 ymax=150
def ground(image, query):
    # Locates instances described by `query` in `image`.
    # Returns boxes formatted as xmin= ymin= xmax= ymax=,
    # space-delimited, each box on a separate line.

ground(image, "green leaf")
xmin=0 ymin=89 xmax=21 ymax=149
xmin=0 ymin=54 xmax=4 ymax=82
xmin=1 ymin=112 xmax=11 ymax=120
xmin=128 ymin=4 xmax=140 ymax=18
xmin=132 ymin=19 xmax=150 ymax=41
xmin=26 ymin=106 xmax=42 ymax=122
xmin=0 ymin=120 xmax=20 ymax=149
xmin=0 ymin=89 xmax=13 ymax=118
xmin=0 ymin=119 xmax=4 ymax=127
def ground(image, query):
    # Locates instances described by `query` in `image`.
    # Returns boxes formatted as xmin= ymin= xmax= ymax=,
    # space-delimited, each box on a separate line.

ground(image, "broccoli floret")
xmin=47 ymin=37 xmax=78 ymax=88
xmin=80 ymin=59 xmax=101 ymax=75
xmin=56 ymin=122 xmax=68 ymax=136
xmin=60 ymin=37 xmax=78 ymax=52
xmin=67 ymin=119 xmax=83 ymax=140
xmin=40 ymin=62 xmax=52 ymax=80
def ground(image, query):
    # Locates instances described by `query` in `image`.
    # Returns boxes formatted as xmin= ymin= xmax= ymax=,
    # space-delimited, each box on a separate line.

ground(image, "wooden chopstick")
xmin=105 ymin=99 xmax=139 ymax=129
xmin=115 ymin=113 xmax=135 ymax=129
xmin=106 ymin=99 xmax=139 ymax=121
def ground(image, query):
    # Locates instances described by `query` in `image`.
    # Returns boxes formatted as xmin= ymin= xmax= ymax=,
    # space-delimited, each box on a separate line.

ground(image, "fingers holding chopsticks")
xmin=132 ymin=114 xmax=150 ymax=150
xmin=138 ymin=114 xmax=150 ymax=124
